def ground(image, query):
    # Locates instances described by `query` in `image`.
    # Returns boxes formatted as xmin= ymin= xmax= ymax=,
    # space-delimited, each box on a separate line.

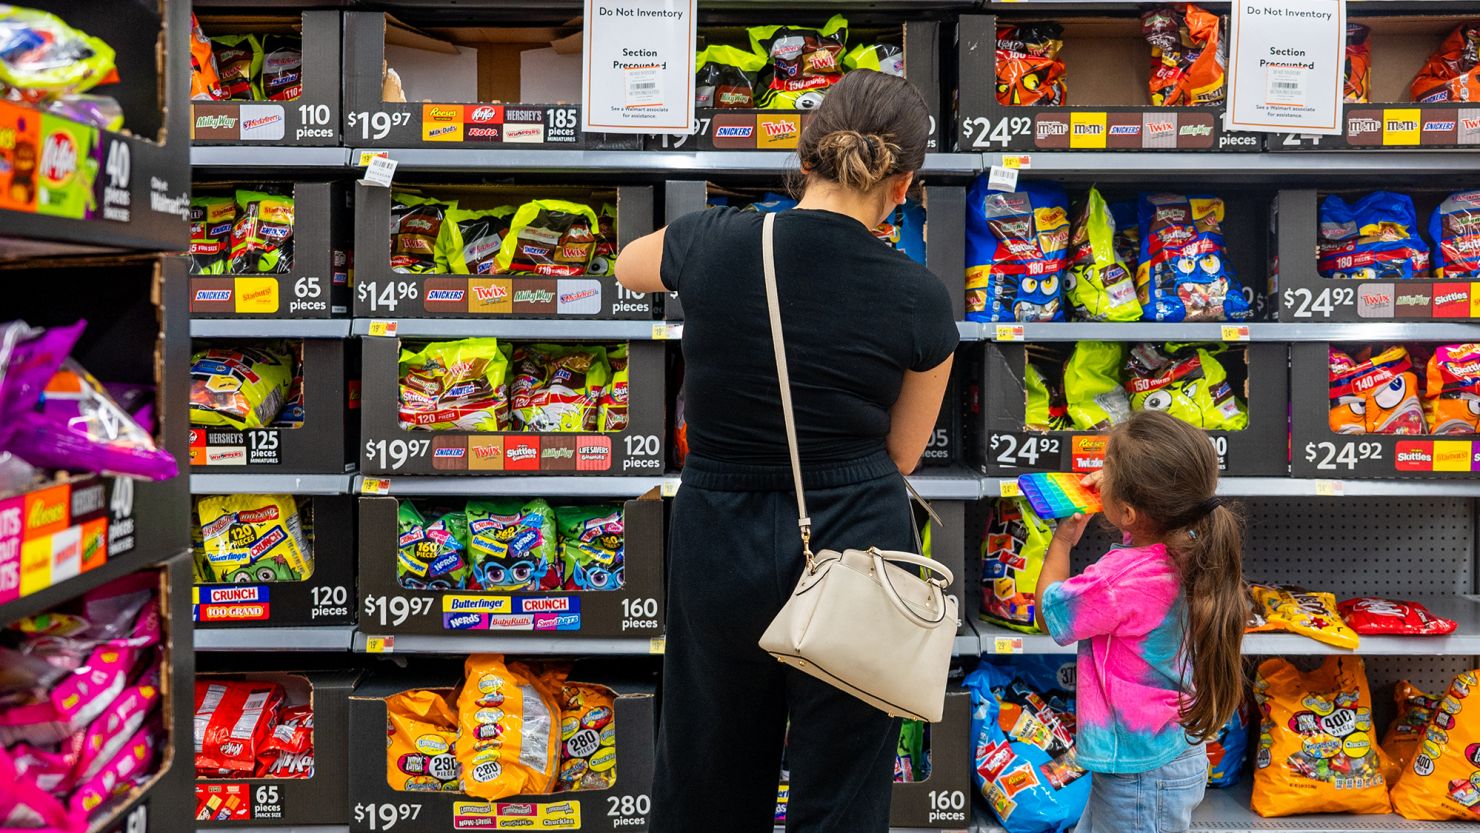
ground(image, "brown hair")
xmin=1102 ymin=410 xmax=1246 ymax=742
xmin=795 ymin=70 xmax=930 ymax=192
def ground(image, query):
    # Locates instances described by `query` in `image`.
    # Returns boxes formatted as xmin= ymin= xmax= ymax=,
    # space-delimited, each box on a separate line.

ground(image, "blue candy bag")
xmin=1137 ymin=193 xmax=1252 ymax=322
xmin=1431 ymin=189 xmax=1480 ymax=279
xmin=966 ymin=657 xmax=1089 ymax=833
xmin=966 ymin=179 xmax=1070 ymax=323
xmin=1317 ymin=192 xmax=1428 ymax=280
xmin=1207 ymin=699 xmax=1250 ymax=787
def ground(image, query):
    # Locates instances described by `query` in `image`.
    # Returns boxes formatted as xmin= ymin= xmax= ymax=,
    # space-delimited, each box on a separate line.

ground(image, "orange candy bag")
xmin=995 ymin=23 xmax=1068 ymax=106
xmin=386 ymin=689 xmax=462 ymax=792
xmin=1380 ymin=681 xmax=1438 ymax=785
xmin=1328 ymin=346 xmax=1427 ymax=435
xmin=1252 ymin=656 xmax=1392 ymax=817
xmin=1142 ymin=4 xmax=1226 ymax=106
xmin=1411 ymin=22 xmax=1480 ymax=103
xmin=557 ymin=683 xmax=618 ymax=792
xmin=1425 ymin=344 xmax=1480 ymax=435
xmin=454 ymin=655 xmax=561 ymax=800
xmin=1391 ymin=669 xmax=1480 ymax=821
xmin=1345 ymin=24 xmax=1371 ymax=103
xmin=1247 ymin=585 xmax=1360 ymax=651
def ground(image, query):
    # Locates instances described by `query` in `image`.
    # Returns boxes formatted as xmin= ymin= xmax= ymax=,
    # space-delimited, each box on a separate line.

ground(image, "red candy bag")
xmin=261 ymin=704 xmax=313 ymax=757
xmin=1337 ymin=597 xmax=1458 ymax=636
xmin=194 ymin=680 xmax=285 ymax=773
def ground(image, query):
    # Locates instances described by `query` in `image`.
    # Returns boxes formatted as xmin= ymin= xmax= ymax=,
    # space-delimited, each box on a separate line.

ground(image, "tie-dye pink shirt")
xmin=1040 ymin=542 xmax=1191 ymax=773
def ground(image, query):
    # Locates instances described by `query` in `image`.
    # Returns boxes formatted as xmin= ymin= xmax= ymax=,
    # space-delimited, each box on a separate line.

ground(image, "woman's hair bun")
xmin=794 ymin=70 xmax=930 ymax=193
xmin=809 ymin=130 xmax=898 ymax=191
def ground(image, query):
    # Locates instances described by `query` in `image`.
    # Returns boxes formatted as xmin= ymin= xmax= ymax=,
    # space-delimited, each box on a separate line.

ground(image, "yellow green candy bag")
xmin=197 ymin=493 xmax=312 ymax=582
xmin=1067 ymin=187 xmax=1142 ymax=322
xmin=437 ymin=206 xmax=517 ymax=275
xmin=495 ymin=200 xmax=601 ymax=276
xmin=1064 ymin=341 xmax=1130 ymax=430
xmin=1125 ymin=343 xmax=1248 ymax=430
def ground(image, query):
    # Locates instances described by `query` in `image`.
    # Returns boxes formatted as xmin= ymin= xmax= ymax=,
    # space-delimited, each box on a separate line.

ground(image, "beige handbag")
xmin=754 ymin=212 xmax=960 ymax=723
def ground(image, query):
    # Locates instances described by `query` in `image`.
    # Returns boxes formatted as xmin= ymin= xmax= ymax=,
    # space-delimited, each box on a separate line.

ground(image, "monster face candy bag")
xmin=589 ymin=203 xmax=618 ymax=277
xmin=1410 ymin=22 xmax=1480 ymax=103
xmin=197 ymin=494 xmax=312 ymax=583
xmin=230 ymin=190 xmax=294 ymax=274
xmin=1123 ymin=343 xmax=1248 ymax=430
xmin=965 ymin=179 xmax=1071 ymax=323
xmin=438 ymin=206 xmax=516 ymax=275
xmin=558 ymin=504 xmax=624 ymax=592
xmin=397 ymin=504 xmax=472 ymax=591
xmin=1208 ymin=700 xmax=1250 ymax=787
xmin=1380 ymin=682 xmax=1438 ymax=785
xmin=557 ymin=683 xmax=617 ymax=792
xmin=495 ymin=200 xmax=601 ymax=276
xmin=1067 ymin=188 xmax=1141 ymax=322
xmin=995 ymin=23 xmax=1067 ymax=106
xmin=455 ymin=655 xmax=561 ymax=800
xmin=391 ymin=193 xmax=454 ymax=274
xmin=189 ymin=342 xmax=293 ymax=430
xmin=1390 ymin=669 xmax=1480 ymax=821
xmin=190 ymin=196 xmax=235 ymax=275
xmin=1345 ymin=24 xmax=1372 ymax=103
xmin=1425 ymin=344 xmax=1480 ymax=434
xmin=1317 ymin=192 xmax=1429 ymax=281
xmin=211 ymin=35 xmax=261 ymax=101
xmin=1251 ymin=656 xmax=1392 ymax=817
xmin=694 ymin=45 xmax=767 ymax=108
xmin=465 ymin=499 xmax=560 ymax=592
xmin=1064 ymin=341 xmax=1131 ymax=430
xmin=1142 ymin=4 xmax=1226 ymax=106
xmin=398 ymin=338 xmax=511 ymax=432
xmin=1138 ymin=193 xmax=1251 ymax=322
xmin=749 ymin=15 xmax=849 ymax=94
xmin=1328 ymin=345 xmax=1427 ymax=435
xmin=510 ymin=345 xmax=611 ymax=432
xmin=386 ymin=689 xmax=462 ymax=792
xmin=1431 ymin=190 xmax=1480 ymax=279
xmin=979 ymin=497 xmax=1054 ymax=634
xmin=895 ymin=720 xmax=929 ymax=783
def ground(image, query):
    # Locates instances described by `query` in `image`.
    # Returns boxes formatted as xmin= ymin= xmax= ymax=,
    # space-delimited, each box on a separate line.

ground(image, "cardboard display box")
xmin=342 ymin=12 xmax=640 ymax=150
xmin=1271 ymin=15 xmax=1480 ymax=150
xmin=191 ymin=11 xmax=343 ymax=146
xmin=647 ymin=20 xmax=942 ymax=153
xmin=190 ymin=181 xmax=353 ymax=319
xmin=194 ymin=671 xmax=359 ymax=827
xmin=190 ymin=338 xmax=358 ymax=473
xmin=357 ymin=492 xmax=662 ymax=639
xmin=1291 ymin=341 xmax=1480 ymax=478
xmin=348 ymin=668 xmax=656 ymax=833
xmin=922 ymin=348 xmax=979 ymax=469
xmin=1274 ymin=189 xmax=1480 ymax=322
xmin=353 ymin=182 xmax=655 ymax=320
xmin=360 ymin=337 xmax=666 ymax=476
xmin=192 ymin=495 xmax=355 ymax=629
xmin=980 ymin=342 xmax=1289 ymax=476
xmin=957 ymin=14 xmax=1260 ymax=153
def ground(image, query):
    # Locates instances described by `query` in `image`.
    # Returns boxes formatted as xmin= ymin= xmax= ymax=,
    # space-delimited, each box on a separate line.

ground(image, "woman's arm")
xmin=614 ymin=228 xmax=668 ymax=294
xmin=886 ymin=356 xmax=954 ymax=474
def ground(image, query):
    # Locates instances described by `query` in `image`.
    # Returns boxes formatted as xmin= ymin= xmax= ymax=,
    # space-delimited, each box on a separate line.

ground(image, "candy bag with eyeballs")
xmin=1317 ymin=192 xmax=1429 ymax=280
xmin=190 ymin=195 xmax=235 ymax=275
xmin=1124 ymin=343 xmax=1248 ymax=430
xmin=1208 ymin=700 xmax=1250 ymax=787
xmin=1252 ymin=656 xmax=1391 ymax=817
xmin=1390 ymin=669 xmax=1480 ymax=821
xmin=995 ymin=23 xmax=1067 ymax=107
xmin=599 ymin=345 xmax=629 ymax=432
xmin=1328 ymin=345 xmax=1427 ymax=435
xmin=391 ymin=193 xmax=454 ymax=274
xmin=0 ymin=6 xmax=118 ymax=102
xmin=966 ymin=178 xmax=1070 ymax=323
xmin=1410 ymin=22 xmax=1480 ymax=103
xmin=465 ymin=499 xmax=560 ymax=592
xmin=189 ymin=343 xmax=292 ymax=430
xmin=386 ymin=689 xmax=462 ymax=792
xmin=1142 ymin=4 xmax=1225 ymax=106
xmin=455 ymin=655 xmax=561 ymax=800
xmin=1138 ymin=193 xmax=1250 ymax=322
xmin=556 ymin=683 xmax=617 ymax=792
xmin=1025 ymin=359 xmax=1070 ymax=431
xmin=1431 ymin=190 xmax=1480 ymax=279
xmin=589 ymin=203 xmax=618 ymax=277
xmin=558 ymin=504 xmax=624 ymax=592
xmin=695 ymin=45 xmax=767 ymax=108
xmin=197 ymin=494 xmax=311 ymax=583
xmin=844 ymin=43 xmax=904 ymax=77
xmin=1064 ymin=341 xmax=1130 ymax=430
xmin=190 ymin=13 xmax=222 ymax=101
xmin=437 ymin=206 xmax=517 ymax=276
xmin=231 ymin=190 xmax=294 ymax=274
xmin=1248 ymin=585 xmax=1359 ymax=650
xmin=1345 ymin=24 xmax=1371 ymax=103
xmin=212 ymin=35 xmax=261 ymax=101
xmin=398 ymin=338 xmax=510 ymax=431
xmin=1380 ymin=681 xmax=1438 ymax=785
xmin=1425 ymin=344 xmax=1480 ymax=434
xmin=495 ymin=200 xmax=601 ymax=276
xmin=1067 ymin=187 xmax=1140 ymax=322
xmin=749 ymin=15 xmax=849 ymax=94
xmin=895 ymin=720 xmax=929 ymax=783
xmin=979 ymin=496 xmax=1054 ymax=634
xmin=1337 ymin=597 xmax=1458 ymax=636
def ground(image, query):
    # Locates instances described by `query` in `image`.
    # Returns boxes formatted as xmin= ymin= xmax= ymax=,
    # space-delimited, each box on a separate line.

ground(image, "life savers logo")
xmin=40 ymin=131 xmax=77 ymax=186
xmin=195 ymin=289 xmax=232 ymax=302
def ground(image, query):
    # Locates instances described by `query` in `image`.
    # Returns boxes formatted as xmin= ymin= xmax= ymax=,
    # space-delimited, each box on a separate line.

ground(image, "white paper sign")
xmin=582 ymin=0 xmax=697 ymax=134
xmin=986 ymin=165 xmax=1019 ymax=193
xmin=1226 ymin=0 xmax=1346 ymax=135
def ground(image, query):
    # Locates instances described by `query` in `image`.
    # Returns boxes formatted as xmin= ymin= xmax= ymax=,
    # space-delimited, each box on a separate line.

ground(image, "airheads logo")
xmin=40 ymin=131 xmax=77 ymax=185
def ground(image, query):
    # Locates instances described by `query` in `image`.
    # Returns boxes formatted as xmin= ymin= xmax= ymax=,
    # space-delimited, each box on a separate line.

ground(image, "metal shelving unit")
xmin=984 ymin=322 xmax=1480 ymax=342
xmin=982 ymin=477 xmax=1480 ymax=498
xmin=189 ymin=146 xmax=355 ymax=169
xmin=986 ymin=151 xmax=1480 ymax=182
xmin=192 ymin=319 xmax=354 ymax=338
xmin=191 ymin=473 xmax=356 ymax=495
xmin=196 ymin=625 xmax=357 ymax=652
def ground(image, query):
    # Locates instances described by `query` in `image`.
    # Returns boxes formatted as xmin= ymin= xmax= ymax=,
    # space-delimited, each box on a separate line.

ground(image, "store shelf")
xmin=984 ymin=322 xmax=1480 ymax=342
xmin=1193 ymin=782 xmax=1479 ymax=831
xmin=190 ymin=146 xmax=354 ymax=169
xmin=195 ymin=626 xmax=355 ymax=652
xmin=192 ymin=319 xmax=353 ymax=338
xmin=368 ymin=149 xmax=982 ymax=176
xmin=353 ymin=318 xmax=673 ymax=340
xmin=356 ymin=474 xmax=669 ymax=497
xmin=910 ymin=467 xmax=990 ymax=501
xmin=199 ymin=828 xmax=347 ymax=833
xmin=354 ymin=630 xmax=661 ymax=655
xmin=992 ymin=152 xmax=1480 ymax=183
xmin=956 ymin=620 xmax=983 ymax=658
xmin=191 ymin=473 xmax=356 ymax=495
xmin=983 ymin=477 xmax=1480 ymax=498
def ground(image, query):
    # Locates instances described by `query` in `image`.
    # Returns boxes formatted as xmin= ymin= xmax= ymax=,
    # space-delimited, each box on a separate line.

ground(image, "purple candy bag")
xmin=0 ymin=321 xmax=85 ymax=446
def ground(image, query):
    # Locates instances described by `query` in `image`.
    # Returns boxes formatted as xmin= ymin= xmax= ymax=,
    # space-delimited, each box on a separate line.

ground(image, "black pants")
xmin=652 ymin=452 xmax=913 ymax=833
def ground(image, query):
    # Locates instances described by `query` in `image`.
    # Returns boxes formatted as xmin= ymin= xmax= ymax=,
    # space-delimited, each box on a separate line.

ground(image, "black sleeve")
xmin=659 ymin=208 xmax=721 ymax=293
xmin=910 ymin=271 xmax=960 ymax=372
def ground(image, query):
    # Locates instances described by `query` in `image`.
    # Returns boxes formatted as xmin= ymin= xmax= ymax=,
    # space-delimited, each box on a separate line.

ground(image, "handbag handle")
xmin=870 ymin=548 xmax=952 ymax=626
xmin=760 ymin=213 xmax=938 ymax=572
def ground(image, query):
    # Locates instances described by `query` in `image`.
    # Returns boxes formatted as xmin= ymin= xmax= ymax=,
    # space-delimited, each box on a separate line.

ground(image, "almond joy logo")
xmin=40 ymin=131 xmax=77 ymax=186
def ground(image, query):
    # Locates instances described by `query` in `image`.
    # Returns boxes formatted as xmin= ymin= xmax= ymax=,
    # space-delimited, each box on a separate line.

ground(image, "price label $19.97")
xmin=353 ymin=803 xmax=421 ymax=831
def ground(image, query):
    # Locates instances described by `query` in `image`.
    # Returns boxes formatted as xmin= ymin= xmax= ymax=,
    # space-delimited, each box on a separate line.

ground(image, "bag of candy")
xmin=1380 ymin=681 xmax=1437 ymax=785
xmin=195 ymin=680 xmax=285 ymax=774
xmin=189 ymin=342 xmax=293 ymax=430
xmin=844 ymin=43 xmax=904 ymax=76
xmin=1328 ymin=345 xmax=1427 ymax=435
xmin=510 ymin=344 xmax=611 ymax=432
xmin=1252 ymin=656 xmax=1391 ymax=816
xmin=588 ymin=203 xmax=618 ymax=277
xmin=190 ymin=195 xmax=235 ymax=275
xmin=965 ymin=179 xmax=1071 ymax=323
xmin=556 ymin=683 xmax=618 ymax=792
xmin=695 ymin=45 xmax=767 ymax=108
xmin=259 ymin=35 xmax=302 ymax=101
xmin=398 ymin=338 xmax=511 ymax=431
xmin=1109 ymin=200 xmax=1140 ymax=271
xmin=1142 ymin=4 xmax=1226 ymax=106
xmin=1431 ymin=190 xmax=1480 ymax=279
xmin=1067 ymin=187 xmax=1141 ymax=322
xmin=74 ymin=668 xmax=160 ymax=785
xmin=1410 ymin=22 xmax=1480 ymax=103
xmin=437 ymin=206 xmax=517 ymax=276
xmin=0 ymin=6 xmax=118 ymax=103
xmin=1424 ymin=344 xmax=1480 ymax=434
xmin=1064 ymin=341 xmax=1130 ymax=430
xmin=979 ymin=497 xmax=1054 ymax=634
xmin=415 ymin=511 xmax=472 ymax=590
xmin=212 ymin=35 xmax=261 ymax=101
xmin=1390 ymin=669 xmax=1480 ymax=820
xmin=455 ymin=655 xmax=561 ymax=800
xmin=465 ymin=499 xmax=560 ymax=591
xmin=495 ymin=200 xmax=601 ymax=276
xmin=1337 ymin=597 xmax=1458 ymax=636
xmin=1317 ymin=192 xmax=1429 ymax=280
xmin=1208 ymin=700 xmax=1250 ymax=787
xmin=1138 ymin=193 xmax=1251 ymax=322
xmin=69 ymin=721 xmax=158 ymax=820
xmin=190 ymin=13 xmax=223 ymax=101
xmin=391 ymin=193 xmax=454 ymax=274
xmin=895 ymin=720 xmax=929 ymax=783
xmin=1247 ymin=585 xmax=1359 ymax=650
xmin=749 ymin=15 xmax=848 ymax=94
xmin=230 ymin=189 xmax=294 ymax=274
xmin=995 ymin=23 xmax=1067 ymax=106
xmin=557 ymin=504 xmax=624 ymax=592
xmin=1025 ymin=359 xmax=1071 ymax=431
xmin=386 ymin=689 xmax=462 ymax=792
xmin=395 ymin=501 xmax=436 ymax=589
xmin=598 ymin=345 xmax=629 ymax=432
xmin=1124 ymin=343 xmax=1248 ymax=430
xmin=197 ymin=494 xmax=312 ymax=583
xmin=1345 ymin=24 xmax=1371 ymax=103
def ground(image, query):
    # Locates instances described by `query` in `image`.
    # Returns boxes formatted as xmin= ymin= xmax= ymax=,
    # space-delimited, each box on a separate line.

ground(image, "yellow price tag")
xmin=367 ymin=320 xmax=399 ymax=338
xmin=649 ymin=637 xmax=667 ymax=655
xmin=361 ymin=477 xmax=391 ymax=495
xmin=994 ymin=636 xmax=1024 ymax=654
xmin=995 ymin=324 xmax=1025 ymax=342
xmin=1002 ymin=154 xmax=1032 ymax=170
xmin=999 ymin=480 xmax=1022 ymax=498
xmin=1314 ymin=480 xmax=1345 ymax=497
xmin=357 ymin=150 xmax=389 ymax=167
xmin=651 ymin=322 xmax=684 ymax=340
xmin=366 ymin=636 xmax=395 ymax=654
xmin=1220 ymin=325 xmax=1250 ymax=342
xmin=660 ymin=478 xmax=681 ymax=497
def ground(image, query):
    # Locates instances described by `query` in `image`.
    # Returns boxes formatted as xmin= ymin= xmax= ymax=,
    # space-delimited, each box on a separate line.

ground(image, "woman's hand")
xmin=1052 ymin=512 xmax=1092 ymax=548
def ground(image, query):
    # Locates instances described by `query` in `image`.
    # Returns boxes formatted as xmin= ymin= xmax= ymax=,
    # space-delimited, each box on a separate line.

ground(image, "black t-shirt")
xmin=662 ymin=206 xmax=959 ymax=466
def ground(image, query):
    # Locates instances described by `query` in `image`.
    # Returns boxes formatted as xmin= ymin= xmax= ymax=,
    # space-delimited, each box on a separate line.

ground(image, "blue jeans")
xmin=1075 ymin=744 xmax=1207 ymax=833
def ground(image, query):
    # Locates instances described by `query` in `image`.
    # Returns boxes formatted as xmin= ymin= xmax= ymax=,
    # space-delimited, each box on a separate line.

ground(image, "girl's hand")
xmin=1052 ymin=512 xmax=1092 ymax=547
xmin=1080 ymin=470 xmax=1103 ymax=494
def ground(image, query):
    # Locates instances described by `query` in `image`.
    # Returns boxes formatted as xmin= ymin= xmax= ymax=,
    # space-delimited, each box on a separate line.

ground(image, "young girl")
xmin=1035 ymin=410 xmax=1245 ymax=833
